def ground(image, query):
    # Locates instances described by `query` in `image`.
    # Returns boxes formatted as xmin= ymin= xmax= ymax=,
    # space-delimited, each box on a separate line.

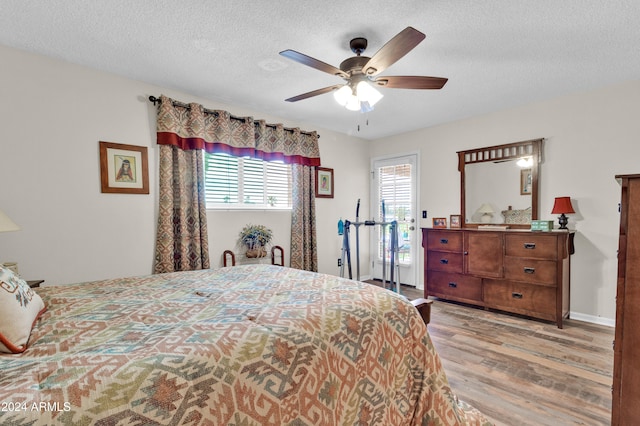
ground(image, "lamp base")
xmin=557 ymin=214 xmax=569 ymax=230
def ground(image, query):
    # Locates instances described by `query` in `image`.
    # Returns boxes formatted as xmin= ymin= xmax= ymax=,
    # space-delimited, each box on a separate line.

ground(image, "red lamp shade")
xmin=551 ymin=197 xmax=574 ymax=230
xmin=551 ymin=197 xmax=575 ymax=214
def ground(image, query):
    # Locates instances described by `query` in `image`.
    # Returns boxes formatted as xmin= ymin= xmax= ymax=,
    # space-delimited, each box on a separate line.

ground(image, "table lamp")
xmin=478 ymin=203 xmax=495 ymax=223
xmin=0 ymin=209 xmax=20 ymax=274
xmin=551 ymin=197 xmax=575 ymax=229
xmin=0 ymin=210 xmax=20 ymax=233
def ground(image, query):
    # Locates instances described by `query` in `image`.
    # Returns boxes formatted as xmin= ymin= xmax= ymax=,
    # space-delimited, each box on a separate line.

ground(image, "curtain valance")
xmin=155 ymin=95 xmax=321 ymax=166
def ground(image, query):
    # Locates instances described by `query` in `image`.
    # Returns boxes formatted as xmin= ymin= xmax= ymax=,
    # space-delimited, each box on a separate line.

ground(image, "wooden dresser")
xmin=612 ymin=174 xmax=640 ymax=425
xmin=422 ymin=228 xmax=574 ymax=328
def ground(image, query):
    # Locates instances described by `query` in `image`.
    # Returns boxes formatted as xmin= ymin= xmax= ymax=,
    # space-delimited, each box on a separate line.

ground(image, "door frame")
xmin=370 ymin=151 xmax=421 ymax=288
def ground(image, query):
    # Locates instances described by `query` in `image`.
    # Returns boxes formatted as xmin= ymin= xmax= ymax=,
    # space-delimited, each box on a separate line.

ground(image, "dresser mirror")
xmin=458 ymin=138 xmax=543 ymax=227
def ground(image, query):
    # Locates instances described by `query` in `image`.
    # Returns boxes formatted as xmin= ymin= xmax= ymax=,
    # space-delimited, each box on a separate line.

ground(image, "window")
xmin=376 ymin=163 xmax=413 ymax=263
xmin=204 ymin=152 xmax=292 ymax=209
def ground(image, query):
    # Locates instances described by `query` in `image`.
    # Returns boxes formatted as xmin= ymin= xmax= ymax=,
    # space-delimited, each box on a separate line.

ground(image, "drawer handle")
xmin=523 ymin=267 xmax=536 ymax=274
xmin=523 ymin=243 xmax=536 ymax=249
xmin=512 ymin=292 xmax=523 ymax=299
xmin=440 ymin=238 xmax=449 ymax=244
xmin=439 ymin=259 xmax=449 ymax=265
xmin=448 ymin=282 xmax=457 ymax=288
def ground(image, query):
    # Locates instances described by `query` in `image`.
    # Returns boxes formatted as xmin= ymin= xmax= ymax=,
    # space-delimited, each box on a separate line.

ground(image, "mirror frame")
xmin=458 ymin=138 xmax=543 ymax=228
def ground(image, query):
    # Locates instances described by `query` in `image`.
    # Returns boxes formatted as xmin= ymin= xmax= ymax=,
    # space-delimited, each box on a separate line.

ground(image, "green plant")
xmin=238 ymin=224 xmax=273 ymax=250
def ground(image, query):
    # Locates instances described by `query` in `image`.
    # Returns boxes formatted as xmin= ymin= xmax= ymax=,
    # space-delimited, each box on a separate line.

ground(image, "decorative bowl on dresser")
xmin=422 ymin=228 xmax=574 ymax=328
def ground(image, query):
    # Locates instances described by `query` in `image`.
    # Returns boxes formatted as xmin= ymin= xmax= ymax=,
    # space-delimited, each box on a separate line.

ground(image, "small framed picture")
xmin=315 ymin=167 xmax=334 ymax=198
xmin=521 ymin=168 xmax=532 ymax=195
xmin=433 ymin=217 xmax=447 ymax=228
xmin=99 ymin=141 xmax=149 ymax=194
xmin=450 ymin=214 xmax=461 ymax=228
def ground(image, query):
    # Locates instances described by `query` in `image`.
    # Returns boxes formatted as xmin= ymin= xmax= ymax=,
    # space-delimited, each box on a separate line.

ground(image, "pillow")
xmin=0 ymin=266 xmax=46 ymax=353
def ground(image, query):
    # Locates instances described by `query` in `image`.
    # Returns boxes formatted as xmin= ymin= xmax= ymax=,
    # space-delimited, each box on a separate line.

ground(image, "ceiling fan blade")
xmin=362 ymin=27 xmax=426 ymax=76
xmin=285 ymin=85 xmax=344 ymax=102
xmin=373 ymin=76 xmax=448 ymax=89
xmin=279 ymin=50 xmax=348 ymax=78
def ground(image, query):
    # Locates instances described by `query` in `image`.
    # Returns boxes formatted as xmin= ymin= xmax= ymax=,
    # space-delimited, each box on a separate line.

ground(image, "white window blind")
xmin=204 ymin=152 xmax=292 ymax=209
xmin=377 ymin=163 xmax=413 ymax=263
xmin=378 ymin=164 xmax=412 ymax=220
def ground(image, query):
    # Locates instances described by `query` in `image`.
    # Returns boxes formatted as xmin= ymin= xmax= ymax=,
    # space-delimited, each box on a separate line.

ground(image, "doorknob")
xmin=409 ymin=226 xmax=415 ymax=231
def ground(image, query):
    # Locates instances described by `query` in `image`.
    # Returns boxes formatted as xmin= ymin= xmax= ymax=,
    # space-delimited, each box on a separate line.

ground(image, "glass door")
xmin=371 ymin=154 xmax=418 ymax=287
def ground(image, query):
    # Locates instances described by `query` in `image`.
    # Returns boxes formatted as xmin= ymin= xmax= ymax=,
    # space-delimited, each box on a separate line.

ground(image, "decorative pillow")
xmin=0 ymin=266 xmax=46 ymax=353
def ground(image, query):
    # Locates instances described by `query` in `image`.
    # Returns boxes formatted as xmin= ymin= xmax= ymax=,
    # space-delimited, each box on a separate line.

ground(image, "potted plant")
xmin=238 ymin=224 xmax=273 ymax=258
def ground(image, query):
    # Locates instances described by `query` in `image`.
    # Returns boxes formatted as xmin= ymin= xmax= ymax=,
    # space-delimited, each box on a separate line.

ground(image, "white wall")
xmin=370 ymin=80 xmax=640 ymax=325
xmin=3 ymin=43 xmax=637 ymax=325
xmin=0 ymin=44 xmax=370 ymax=285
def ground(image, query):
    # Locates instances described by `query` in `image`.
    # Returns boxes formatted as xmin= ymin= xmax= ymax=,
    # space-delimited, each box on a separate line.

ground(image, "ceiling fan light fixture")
xmin=280 ymin=27 xmax=446 ymax=109
xmin=334 ymin=81 xmax=383 ymax=112
xmin=333 ymin=85 xmax=352 ymax=106
xmin=360 ymin=101 xmax=374 ymax=113
xmin=356 ymin=81 xmax=383 ymax=107
xmin=345 ymin=94 xmax=361 ymax=111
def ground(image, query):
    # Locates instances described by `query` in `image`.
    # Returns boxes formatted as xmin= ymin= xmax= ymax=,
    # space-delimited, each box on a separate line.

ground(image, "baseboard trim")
xmin=569 ymin=311 xmax=615 ymax=328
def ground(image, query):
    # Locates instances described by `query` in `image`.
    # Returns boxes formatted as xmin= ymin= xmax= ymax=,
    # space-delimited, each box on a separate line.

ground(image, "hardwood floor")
xmin=426 ymin=300 xmax=614 ymax=426
xmin=366 ymin=282 xmax=615 ymax=425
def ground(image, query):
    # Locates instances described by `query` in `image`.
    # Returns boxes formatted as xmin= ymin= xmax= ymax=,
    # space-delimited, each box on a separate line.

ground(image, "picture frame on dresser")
xmin=432 ymin=217 xmax=447 ymax=228
xmin=450 ymin=215 xmax=461 ymax=228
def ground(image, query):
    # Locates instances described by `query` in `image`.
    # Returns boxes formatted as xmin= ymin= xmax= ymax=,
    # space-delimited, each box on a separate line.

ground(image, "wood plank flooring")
xmin=367 ymin=282 xmax=615 ymax=425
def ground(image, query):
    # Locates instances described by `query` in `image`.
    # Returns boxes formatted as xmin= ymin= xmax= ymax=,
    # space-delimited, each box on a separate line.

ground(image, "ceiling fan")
xmin=279 ymin=26 xmax=448 ymax=112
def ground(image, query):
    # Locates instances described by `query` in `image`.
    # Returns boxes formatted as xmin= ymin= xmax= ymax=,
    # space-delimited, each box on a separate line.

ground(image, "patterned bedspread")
xmin=0 ymin=265 xmax=491 ymax=425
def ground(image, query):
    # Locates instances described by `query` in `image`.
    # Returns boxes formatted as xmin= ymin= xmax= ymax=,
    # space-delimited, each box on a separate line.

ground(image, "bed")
xmin=0 ymin=264 xmax=490 ymax=425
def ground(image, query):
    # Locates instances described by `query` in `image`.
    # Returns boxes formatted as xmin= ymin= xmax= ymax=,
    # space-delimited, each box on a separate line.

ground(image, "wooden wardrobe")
xmin=612 ymin=174 xmax=640 ymax=424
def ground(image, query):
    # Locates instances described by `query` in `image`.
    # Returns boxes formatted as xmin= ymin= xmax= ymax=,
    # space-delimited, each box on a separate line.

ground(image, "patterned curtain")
xmin=154 ymin=144 xmax=210 ymax=273
xmin=153 ymin=95 xmax=321 ymax=272
xmin=155 ymin=95 xmax=321 ymax=166
xmin=290 ymin=164 xmax=318 ymax=271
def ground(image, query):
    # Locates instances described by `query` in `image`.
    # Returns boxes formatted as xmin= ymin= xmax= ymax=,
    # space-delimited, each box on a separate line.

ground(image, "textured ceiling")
xmin=1 ymin=1 xmax=639 ymax=140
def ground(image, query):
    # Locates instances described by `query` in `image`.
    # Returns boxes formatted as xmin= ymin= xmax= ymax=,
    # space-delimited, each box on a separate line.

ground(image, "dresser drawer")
xmin=427 ymin=251 xmax=463 ymax=273
xmin=426 ymin=231 xmax=463 ymax=252
xmin=504 ymin=257 xmax=557 ymax=285
xmin=428 ymin=271 xmax=482 ymax=302
xmin=484 ymin=279 xmax=556 ymax=319
xmin=505 ymin=234 xmax=558 ymax=259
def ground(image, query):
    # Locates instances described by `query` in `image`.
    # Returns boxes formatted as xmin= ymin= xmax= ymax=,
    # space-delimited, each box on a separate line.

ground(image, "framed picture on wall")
xmin=433 ymin=217 xmax=447 ymax=228
xmin=315 ymin=167 xmax=334 ymax=198
xmin=521 ymin=168 xmax=532 ymax=195
xmin=99 ymin=141 xmax=149 ymax=194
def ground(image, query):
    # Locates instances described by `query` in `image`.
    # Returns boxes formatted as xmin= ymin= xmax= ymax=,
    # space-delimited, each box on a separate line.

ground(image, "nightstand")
xmin=27 ymin=280 xmax=44 ymax=288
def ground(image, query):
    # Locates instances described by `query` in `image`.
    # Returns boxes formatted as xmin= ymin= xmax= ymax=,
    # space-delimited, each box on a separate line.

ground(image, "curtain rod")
xmin=148 ymin=95 xmax=319 ymax=139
